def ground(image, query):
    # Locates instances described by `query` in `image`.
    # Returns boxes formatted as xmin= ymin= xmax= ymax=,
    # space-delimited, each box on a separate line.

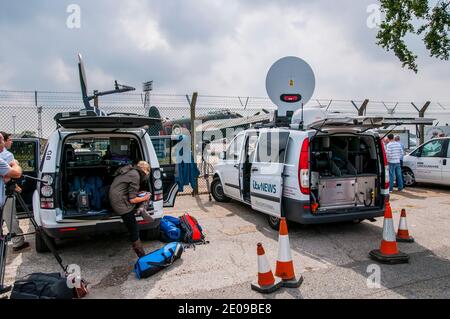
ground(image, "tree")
xmin=19 ymin=130 xmax=37 ymax=137
xmin=377 ymin=0 xmax=450 ymax=72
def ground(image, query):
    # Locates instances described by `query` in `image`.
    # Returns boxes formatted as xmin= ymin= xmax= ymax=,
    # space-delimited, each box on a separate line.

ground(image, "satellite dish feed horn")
xmin=265 ymin=56 xmax=316 ymax=127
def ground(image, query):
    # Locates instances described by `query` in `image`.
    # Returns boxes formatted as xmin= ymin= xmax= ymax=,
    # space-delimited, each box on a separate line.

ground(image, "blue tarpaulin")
xmin=173 ymin=135 xmax=200 ymax=192
xmin=175 ymin=159 xmax=200 ymax=192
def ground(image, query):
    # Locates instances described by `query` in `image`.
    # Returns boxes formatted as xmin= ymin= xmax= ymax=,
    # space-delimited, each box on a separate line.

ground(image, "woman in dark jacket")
xmin=109 ymin=161 xmax=151 ymax=257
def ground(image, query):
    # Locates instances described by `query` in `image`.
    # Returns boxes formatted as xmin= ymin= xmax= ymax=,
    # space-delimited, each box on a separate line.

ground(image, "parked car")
xmin=402 ymin=137 xmax=450 ymax=186
xmin=22 ymin=111 xmax=179 ymax=252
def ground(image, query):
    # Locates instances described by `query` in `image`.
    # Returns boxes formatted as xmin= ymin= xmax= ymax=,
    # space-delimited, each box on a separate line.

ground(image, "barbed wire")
xmin=1 ymin=89 xmax=449 ymax=195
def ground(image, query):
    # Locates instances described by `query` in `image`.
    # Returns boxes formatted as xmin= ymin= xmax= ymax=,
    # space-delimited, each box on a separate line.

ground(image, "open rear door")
xmin=150 ymin=136 xmax=181 ymax=207
xmin=9 ymin=138 xmax=41 ymax=218
xmin=307 ymin=116 xmax=435 ymax=131
xmin=54 ymin=112 xmax=161 ymax=129
xmin=250 ymin=131 xmax=290 ymax=218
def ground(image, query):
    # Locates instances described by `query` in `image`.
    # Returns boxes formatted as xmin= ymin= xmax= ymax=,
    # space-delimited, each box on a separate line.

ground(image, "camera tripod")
xmin=0 ymin=178 xmax=68 ymax=296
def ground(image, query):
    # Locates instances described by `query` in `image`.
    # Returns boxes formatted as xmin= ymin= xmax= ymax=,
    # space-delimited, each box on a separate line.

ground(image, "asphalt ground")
xmin=3 ymin=185 xmax=450 ymax=299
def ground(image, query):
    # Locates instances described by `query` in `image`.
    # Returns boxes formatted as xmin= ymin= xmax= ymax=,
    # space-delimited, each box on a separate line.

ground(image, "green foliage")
xmin=377 ymin=0 xmax=450 ymax=72
xmin=19 ymin=130 xmax=37 ymax=137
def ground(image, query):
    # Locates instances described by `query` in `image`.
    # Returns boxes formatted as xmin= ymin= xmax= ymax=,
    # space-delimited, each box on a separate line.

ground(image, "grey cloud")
xmin=0 ymin=0 xmax=449 ymax=101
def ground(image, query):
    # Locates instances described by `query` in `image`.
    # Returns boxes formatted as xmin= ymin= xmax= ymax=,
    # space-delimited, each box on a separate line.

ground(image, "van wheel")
xmin=35 ymin=231 xmax=54 ymax=253
xmin=402 ymin=168 xmax=416 ymax=187
xmin=211 ymin=178 xmax=231 ymax=203
xmin=267 ymin=216 xmax=280 ymax=230
xmin=140 ymin=224 xmax=161 ymax=241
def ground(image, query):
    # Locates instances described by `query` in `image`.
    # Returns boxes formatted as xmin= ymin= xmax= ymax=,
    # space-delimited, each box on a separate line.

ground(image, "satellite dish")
xmin=265 ymin=56 xmax=316 ymax=119
xmin=78 ymin=54 xmax=88 ymax=96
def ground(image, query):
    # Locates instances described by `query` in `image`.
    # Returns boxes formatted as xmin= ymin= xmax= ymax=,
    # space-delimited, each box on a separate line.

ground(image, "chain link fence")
xmin=1 ymin=90 xmax=450 ymax=195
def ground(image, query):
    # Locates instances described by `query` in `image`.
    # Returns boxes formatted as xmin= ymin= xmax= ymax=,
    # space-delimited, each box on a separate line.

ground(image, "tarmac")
xmin=3 ymin=185 xmax=450 ymax=299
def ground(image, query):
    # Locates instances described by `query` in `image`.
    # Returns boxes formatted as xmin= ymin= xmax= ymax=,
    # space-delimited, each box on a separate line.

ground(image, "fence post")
xmin=35 ymin=91 xmax=43 ymax=138
xmin=190 ymin=92 xmax=199 ymax=196
xmin=411 ymin=101 xmax=431 ymax=145
xmin=351 ymin=99 xmax=369 ymax=116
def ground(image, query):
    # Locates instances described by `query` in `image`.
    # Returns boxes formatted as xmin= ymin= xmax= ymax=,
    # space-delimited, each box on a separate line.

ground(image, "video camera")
xmin=5 ymin=179 xmax=22 ymax=197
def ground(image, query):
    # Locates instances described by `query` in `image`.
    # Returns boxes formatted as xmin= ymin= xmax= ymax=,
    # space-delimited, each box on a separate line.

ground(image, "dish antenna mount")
xmin=78 ymin=53 xmax=136 ymax=115
xmin=265 ymin=56 xmax=316 ymax=127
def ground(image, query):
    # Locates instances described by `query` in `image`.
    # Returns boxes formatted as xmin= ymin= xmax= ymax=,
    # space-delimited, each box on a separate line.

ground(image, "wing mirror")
xmin=219 ymin=151 xmax=226 ymax=160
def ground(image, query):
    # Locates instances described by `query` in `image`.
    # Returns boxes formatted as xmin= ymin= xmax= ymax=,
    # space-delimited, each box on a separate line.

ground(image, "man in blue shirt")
xmin=394 ymin=135 xmax=405 ymax=167
xmin=0 ymin=133 xmax=28 ymax=252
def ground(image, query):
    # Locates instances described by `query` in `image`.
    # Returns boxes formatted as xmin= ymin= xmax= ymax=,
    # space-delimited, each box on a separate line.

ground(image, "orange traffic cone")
xmin=275 ymin=218 xmax=303 ymax=288
xmin=369 ymin=201 xmax=409 ymax=264
xmin=396 ymin=209 xmax=414 ymax=243
xmin=251 ymin=243 xmax=282 ymax=294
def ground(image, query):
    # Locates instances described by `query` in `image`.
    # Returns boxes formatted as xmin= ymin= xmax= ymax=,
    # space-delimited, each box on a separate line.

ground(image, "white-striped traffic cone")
xmin=369 ymin=201 xmax=409 ymax=264
xmin=275 ymin=218 xmax=303 ymax=288
xmin=251 ymin=243 xmax=282 ymax=294
xmin=396 ymin=209 xmax=414 ymax=243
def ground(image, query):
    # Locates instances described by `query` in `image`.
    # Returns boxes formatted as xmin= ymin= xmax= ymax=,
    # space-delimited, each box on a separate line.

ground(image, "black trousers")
xmin=121 ymin=211 xmax=139 ymax=242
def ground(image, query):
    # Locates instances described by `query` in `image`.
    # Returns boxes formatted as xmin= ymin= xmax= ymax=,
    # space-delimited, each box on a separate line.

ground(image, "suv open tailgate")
xmin=307 ymin=116 xmax=435 ymax=130
xmin=54 ymin=113 xmax=161 ymax=129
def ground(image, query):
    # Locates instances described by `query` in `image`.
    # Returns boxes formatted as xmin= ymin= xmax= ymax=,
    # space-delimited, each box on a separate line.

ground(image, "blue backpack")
xmin=134 ymin=242 xmax=183 ymax=279
xmin=160 ymin=216 xmax=182 ymax=242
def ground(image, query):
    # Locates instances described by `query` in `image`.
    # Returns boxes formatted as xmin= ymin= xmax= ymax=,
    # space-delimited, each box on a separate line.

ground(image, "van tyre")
xmin=402 ymin=168 xmax=416 ymax=187
xmin=267 ymin=216 xmax=281 ymax=230
xmin=140 ymin=224 xmax=161 ymax=241
xmin=211 ymin=177 xmax=231 ymax=203
xmin=35 ymin=231 xmax=54 ymax=253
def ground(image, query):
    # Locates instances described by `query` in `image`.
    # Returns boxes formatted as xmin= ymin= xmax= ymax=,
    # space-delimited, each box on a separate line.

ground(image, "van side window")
xmin=256 ymin=132 xmax=290 ymax=163
xmin=151 ymin=137 xmax=174 ymax=164
xmin=226 ymin=134 xmax=244 ymax=161
xmin=246 ymin=134 xmax=259 ymax=163
xmin=419 ymin=139 xmax=447 ymax=158
xmin=447 ymin=141 xmax=450 ymax=158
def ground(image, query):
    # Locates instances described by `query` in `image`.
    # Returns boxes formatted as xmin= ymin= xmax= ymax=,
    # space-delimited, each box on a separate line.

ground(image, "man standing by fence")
xmin=394 ymin=135 xmax=405 ymax=167
xmin=386 ymin=134 xmax=404 ymax=192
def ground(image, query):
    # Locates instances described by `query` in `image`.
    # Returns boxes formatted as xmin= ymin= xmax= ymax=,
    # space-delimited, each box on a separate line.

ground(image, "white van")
xmin=210 ymin=56 xmax=436 ymax=229
xmin=32 ymin=111 xmax=179 ymax=252
xmin=403 ymin=137 xmax=450 ymax=186
xmin=211 ymin=112 xmax=395 ymax=229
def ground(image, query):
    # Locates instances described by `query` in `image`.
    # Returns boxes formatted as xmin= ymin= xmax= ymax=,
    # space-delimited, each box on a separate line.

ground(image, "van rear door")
xmin=54 ymin=113 xmax=161 ymax=129
xmin=9 ymin=138 xmax=40 ymax=218
xmin=250 ymin=131 xmax=289 ymax=218
xmin=150 ymin=136 xmax=181 ymax=207
xmin=307 ymin=116 xmax=435 ymax=131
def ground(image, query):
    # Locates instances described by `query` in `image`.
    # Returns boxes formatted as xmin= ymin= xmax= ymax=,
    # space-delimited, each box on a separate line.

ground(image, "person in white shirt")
xmin=0 ymin=132 xmax=29 ymax=252
xmin=386 ymin=134 xmax=404 ymax=192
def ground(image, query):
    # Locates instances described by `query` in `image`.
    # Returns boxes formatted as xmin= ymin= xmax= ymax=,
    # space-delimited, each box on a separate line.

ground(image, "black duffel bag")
xmin=10 ymin=272 xmax=74 ymax=299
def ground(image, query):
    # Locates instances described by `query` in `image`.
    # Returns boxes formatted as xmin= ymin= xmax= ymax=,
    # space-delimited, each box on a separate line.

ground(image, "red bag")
xmin=179 ymin=213 xmax=206 ymax=244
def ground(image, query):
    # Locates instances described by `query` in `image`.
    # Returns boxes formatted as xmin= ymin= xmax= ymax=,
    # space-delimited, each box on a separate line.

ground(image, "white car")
xmin=403 ymin=137 xmax=450 ymax=186
xmin=31 ymin=111 xmax=179 ymax=252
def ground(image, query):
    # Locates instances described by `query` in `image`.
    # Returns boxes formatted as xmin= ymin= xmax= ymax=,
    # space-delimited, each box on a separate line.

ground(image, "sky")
xmin=1 ymin=0 xmax=450 ymax=102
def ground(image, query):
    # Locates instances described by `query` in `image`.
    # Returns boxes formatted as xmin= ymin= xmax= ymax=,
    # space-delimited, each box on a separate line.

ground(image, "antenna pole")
xmin=190 ymin=92 xmax=199 ymax=196
xmin=301 ymin=102 xmax=304 ymax=130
